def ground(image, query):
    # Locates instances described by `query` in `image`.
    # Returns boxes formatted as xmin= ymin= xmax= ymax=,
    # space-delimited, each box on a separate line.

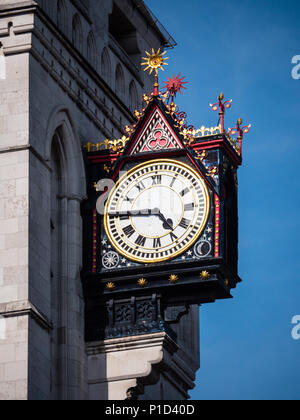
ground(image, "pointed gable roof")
xmin=125 ymin=97 xmax=186 ymax=156
xmin=119 ymin=97 xmax=218 ymax=194
xmin=130 ymin=106 xmax=184 ymax=154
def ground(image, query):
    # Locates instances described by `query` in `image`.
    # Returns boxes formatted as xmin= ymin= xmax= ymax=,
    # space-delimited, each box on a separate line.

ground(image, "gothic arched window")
xmin=48 ymin=111 xmax=86 ymax=399
xmin=72 ymin=14 xmax=83 ymax=54
xmin=57 ymin=0 xmax=67 ymax=33
xmin=115 ymin=64 xmax=125 ymax=98
xmin=129 ymin=81 xmax=138 ymax=112
xmin=87 ymin=31 xmax=98 ymax=70
xmin=101 ymin=48 xmax=111 ymax=84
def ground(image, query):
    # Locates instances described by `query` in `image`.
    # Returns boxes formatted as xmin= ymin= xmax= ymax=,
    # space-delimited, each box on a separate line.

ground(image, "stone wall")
xmin=0 ymin=0 xmax=170 ymax=400
xmin=0 ymin=39 xmax=30 ymax=399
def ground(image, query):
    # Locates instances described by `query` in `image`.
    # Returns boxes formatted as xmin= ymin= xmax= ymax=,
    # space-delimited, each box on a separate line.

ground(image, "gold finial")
xmin=237 ymin=117 xmax=243 ymax=125
xmin=106 ymin=282 xmax=116 ymax=290
xmin=141 ymin=48 xmax=168 ymax=76
xmin=219 ymin=92 xmax=224 ymax=101
xmin=138 ymin=278 xmax=148 ymax=287
xmin=200 ymin=270 xmax=211 ymax=280
xmin=169 ymin=274 xmax=179 ymax=284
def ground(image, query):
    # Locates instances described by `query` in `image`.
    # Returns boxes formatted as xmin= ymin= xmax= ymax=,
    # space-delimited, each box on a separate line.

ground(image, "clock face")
xmin=104 ymin=159 xmax=210 ymax=264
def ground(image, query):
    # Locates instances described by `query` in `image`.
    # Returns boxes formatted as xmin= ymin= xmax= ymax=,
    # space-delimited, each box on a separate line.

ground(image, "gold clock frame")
xmin=103 ymin=159 xmax=210 ymax=264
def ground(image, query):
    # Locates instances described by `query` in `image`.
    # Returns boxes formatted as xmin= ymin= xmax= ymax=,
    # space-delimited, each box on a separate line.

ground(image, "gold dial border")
xmin=103 ymin=159 xmax=210 ymax=264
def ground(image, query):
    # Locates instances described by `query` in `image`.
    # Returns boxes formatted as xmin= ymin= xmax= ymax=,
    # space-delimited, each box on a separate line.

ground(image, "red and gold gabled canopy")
xmin=84 ymin=49 xmax=251 ymax=184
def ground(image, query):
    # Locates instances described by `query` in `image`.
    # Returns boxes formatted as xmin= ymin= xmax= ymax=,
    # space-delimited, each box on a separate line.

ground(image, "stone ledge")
xmin=0 ymin=1 xmax=37 ymax=13
xmin=87 ymin=332 xmax=178 ymax=356
xmin=0 ymin=299 xmax=52 ymax=331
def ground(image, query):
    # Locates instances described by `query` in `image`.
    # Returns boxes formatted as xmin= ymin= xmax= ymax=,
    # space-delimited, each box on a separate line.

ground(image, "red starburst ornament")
xmin=163 ymin=73 xmax=187 ymax=98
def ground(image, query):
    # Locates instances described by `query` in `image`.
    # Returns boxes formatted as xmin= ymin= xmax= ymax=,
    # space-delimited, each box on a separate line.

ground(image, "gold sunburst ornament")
xmin=141 ymin=48 xmax=168 ymax=76
xmin=138 ymin=278 xmax=148 ymax=288
xmin=169 ymin=274 xmax=179 ymax=284
xmin=200 ymin=271 xmax=211 ymax=281
xmin=141 ymin=49 xmax=168 ymax=96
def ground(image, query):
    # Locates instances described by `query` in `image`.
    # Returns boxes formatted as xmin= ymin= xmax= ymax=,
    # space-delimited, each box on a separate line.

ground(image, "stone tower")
xmin=0 ymin=0 xmax=200 ymax=400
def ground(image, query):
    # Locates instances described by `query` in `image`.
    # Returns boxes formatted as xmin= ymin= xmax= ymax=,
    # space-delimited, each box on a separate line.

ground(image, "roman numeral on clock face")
xmin=170 ymin=176 xmax=177 ymax=188
xmin=180 ymin=187 xmax=190 ymax=197
xmin=179 ymin=218 xmax=191 ymax=229
xmin=170 ymin=232 xmax=178 ymax=242
xmin=184 ymin=203 xmax=194 ymax=211
xmin=152 ymin=175 xmax=162 ymax=185
xmin=123 ymin=225 xmax=135 ymax=238
xmin=153 ymin=237 xmax=162 ymax=248
xmin=136 ymin=181 xmax=146 ymax=192
xmin=135 ymin=235 xmax=146 ymax=247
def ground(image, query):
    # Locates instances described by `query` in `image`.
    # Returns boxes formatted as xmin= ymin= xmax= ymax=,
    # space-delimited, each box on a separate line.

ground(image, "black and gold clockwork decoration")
xmin=104 ymin=159 xmax=210 ymax=264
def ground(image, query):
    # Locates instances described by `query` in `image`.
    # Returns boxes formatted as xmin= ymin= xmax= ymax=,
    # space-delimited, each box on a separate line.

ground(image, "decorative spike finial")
xmin=141 ymin=48 xmax=168 ymax=96
xmin=163 ymin=73 xmax=187 ymax=100
xmin=210 ymin=93 xmax=232 ymax=133
xmin=229 ymin=118 xmax=251 ymax=154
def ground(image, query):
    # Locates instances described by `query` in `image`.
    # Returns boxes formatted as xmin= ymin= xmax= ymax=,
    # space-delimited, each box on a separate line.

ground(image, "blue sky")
xmin=147 ymin=0 xmax=300 ymax=400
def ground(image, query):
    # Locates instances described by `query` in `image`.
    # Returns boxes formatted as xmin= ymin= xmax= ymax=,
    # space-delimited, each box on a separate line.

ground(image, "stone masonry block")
xmin=0 ymin=344 xmax=16 ymax=364
xmin=0 ymin=179 xmax=16 ymax=198
xmin=16 ymin=178 xmax=28 ymax=196
xmin=4 ymin=361 xmax=27 ymax=381
xmin=0 ymin=162 xmax=28 ymax=181
xmin=5 ymin=231 xmax=28 ymax=250
xmin=0 ymin=218 xmax=18 ymax=234
xmin=0 ymin=285 xmax=18 ymax=303
xmin=0 ymin=381 xmax=16 ymax=400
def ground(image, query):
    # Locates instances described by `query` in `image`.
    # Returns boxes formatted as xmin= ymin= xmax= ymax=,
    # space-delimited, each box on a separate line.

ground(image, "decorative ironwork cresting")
xmin=210 ymin=93 xmax=232 ymax=133
xmin=229 ymin=118 xmax=251 ymax=154
xmin=83 ymin=50 xmax=251 ymax=159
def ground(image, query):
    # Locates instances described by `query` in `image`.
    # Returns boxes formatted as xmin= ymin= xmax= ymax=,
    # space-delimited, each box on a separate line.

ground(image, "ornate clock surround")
xmin=81 ymin=76 xmax=248 ymax=342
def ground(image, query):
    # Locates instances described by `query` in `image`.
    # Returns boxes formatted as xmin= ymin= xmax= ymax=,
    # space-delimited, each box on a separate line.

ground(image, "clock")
xmin=103 ymin=159 xmax=210 ymax=264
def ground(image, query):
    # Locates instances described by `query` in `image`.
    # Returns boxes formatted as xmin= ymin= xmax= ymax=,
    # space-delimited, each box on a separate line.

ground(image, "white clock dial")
xmin=104 ymin=159 xmax=210 ymax=264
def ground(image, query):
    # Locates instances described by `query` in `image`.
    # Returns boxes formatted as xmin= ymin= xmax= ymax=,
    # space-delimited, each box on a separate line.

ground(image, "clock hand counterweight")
xmin=153 ymin=208 xmax=174 ymax=231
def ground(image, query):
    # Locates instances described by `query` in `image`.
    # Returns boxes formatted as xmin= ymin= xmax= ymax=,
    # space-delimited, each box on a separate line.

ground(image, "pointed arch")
xmin=87 ymin=31 xmax=98 ymax=70
xmin=45 ymin=107 xmax=86 ymax=197
xmin=115 ymin=63 xmax=125 ymax=98
xmin=129 ymin=80 xmax=138 ymax=113
xmin=72 ymin=13 xmax=83 ymax=54
xmin=57 ymin=0 xmax=67 ymax=33
xmin=46 ymin=108 xmax=87 ymax=399
xmin=101 ymin=48 xmax=111 ymax=84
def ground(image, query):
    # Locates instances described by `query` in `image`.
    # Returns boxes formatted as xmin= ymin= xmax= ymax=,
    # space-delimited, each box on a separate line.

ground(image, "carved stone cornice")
xmin=86 ymin=331 xmax=197 ymax=400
